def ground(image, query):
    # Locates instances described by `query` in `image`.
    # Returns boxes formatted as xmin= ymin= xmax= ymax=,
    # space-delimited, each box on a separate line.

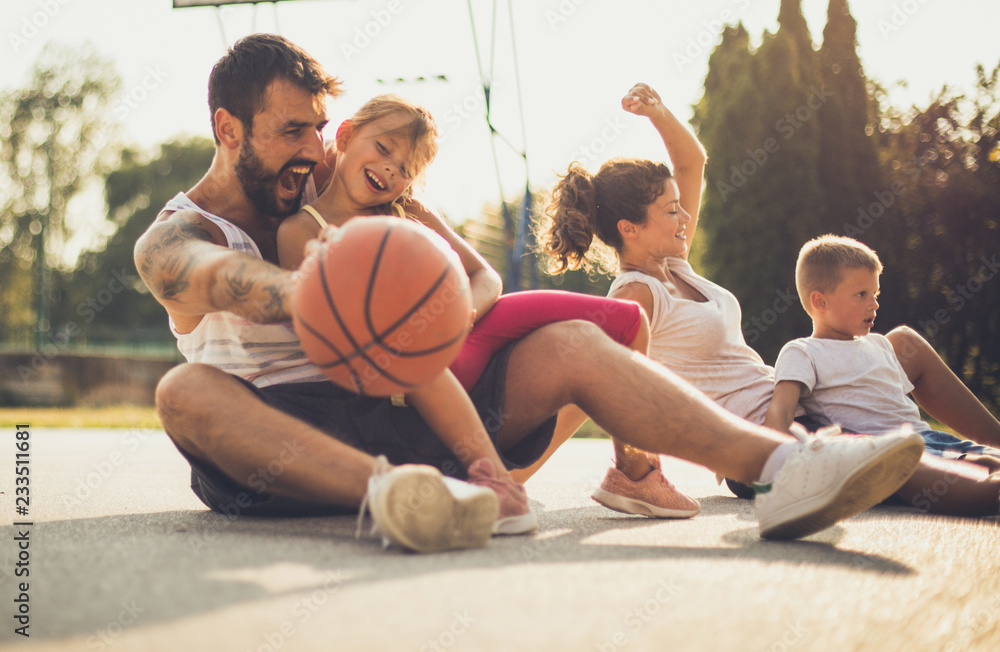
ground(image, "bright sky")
xmin=3 ymin=0 xmax=999 ymax=236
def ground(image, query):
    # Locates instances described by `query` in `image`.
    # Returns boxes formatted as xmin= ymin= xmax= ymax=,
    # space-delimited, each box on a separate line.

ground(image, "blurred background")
xmin=1 ymin=0 xmax=998 ymax=412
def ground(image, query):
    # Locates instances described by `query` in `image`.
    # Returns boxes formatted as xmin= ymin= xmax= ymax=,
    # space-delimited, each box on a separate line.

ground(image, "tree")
xmin=0 ymin=42 xmax=121 ymax=345
xmin=818 ymin=0 xmax=883 ymax=237
xmin=695 ymin=0 xmax=823 ymax=362
xmin=52 ymin=137 xmax=216 ymax=347
xmin=870 ymin=63 xmax=1000 ymax=409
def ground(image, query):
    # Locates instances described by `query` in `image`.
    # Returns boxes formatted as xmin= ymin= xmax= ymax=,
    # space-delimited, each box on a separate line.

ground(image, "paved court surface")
xmin=1 ymin=428 xmax=998 ymax=651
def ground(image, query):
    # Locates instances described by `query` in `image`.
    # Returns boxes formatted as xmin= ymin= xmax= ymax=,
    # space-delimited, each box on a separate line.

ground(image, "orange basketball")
xmin=293 ymin=217 xmax=472 ymax=397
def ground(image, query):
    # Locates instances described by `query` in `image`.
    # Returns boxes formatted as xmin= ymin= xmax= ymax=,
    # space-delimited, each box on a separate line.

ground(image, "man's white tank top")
xmin=162 ymin=192 xmax=326 ymax=387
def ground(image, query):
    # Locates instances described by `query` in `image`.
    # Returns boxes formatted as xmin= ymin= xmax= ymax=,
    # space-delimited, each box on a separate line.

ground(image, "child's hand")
xmin=622 ymin=83 xmax=662 ymax=117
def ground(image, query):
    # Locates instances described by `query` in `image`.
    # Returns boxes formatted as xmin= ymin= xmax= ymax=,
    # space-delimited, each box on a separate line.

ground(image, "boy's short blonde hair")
xmin=795 ymin=235 xmax=883 ymax=313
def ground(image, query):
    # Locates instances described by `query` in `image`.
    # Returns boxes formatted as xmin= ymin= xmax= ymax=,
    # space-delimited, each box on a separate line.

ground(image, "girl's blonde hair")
xmin=348 ymin=94 xmax=439 ymax=217
xmin=536 ymin=158 xmax=673 ymax=276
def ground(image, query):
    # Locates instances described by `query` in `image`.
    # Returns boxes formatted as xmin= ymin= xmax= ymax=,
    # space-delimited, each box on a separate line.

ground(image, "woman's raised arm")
xmin=622 ymin=83 xmax=707 ymax=258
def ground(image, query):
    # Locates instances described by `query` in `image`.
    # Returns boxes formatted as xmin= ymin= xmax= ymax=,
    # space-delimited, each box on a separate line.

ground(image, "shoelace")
xmin=789 ymin=422 xmax=843 ymax=451
xmin=355 ymin=455 xmax=392 ymax=541
xmin=646 ymin=457 xmax=679 ymax=490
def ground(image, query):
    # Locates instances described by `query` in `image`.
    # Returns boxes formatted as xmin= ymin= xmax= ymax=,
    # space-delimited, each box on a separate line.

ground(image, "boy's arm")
xmin=135 ymin=210 xmax=295 ymax=323
xmin=765 ymin=381 xmax=805 ymax=433
xmin=405 ymin=370 xmax=509 ymax=477
xmin=402 ymin=197 xmax=502 ymax=322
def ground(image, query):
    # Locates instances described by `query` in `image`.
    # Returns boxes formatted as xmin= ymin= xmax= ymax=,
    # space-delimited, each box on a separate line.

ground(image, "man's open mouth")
xmin=278 ymin=165 xmax=312 ymax=197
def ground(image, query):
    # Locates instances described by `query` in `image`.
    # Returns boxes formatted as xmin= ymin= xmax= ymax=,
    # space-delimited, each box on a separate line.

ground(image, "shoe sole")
xmin=759 ymin=435 xmax=924 ymax=540
xmin=494 ymin=512 xmax=539 ymax=535
xmin=591 ymin=488 xmax=701 ymax=519
xmin=369 ymin=467 xmax=499 ymax=553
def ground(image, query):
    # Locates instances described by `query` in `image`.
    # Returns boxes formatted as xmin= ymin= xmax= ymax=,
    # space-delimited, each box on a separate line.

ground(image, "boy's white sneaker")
xmin=358 ymin=456 xmax=499 ymax=553
xmin=754 ymin=425 xmax=924 ymax=540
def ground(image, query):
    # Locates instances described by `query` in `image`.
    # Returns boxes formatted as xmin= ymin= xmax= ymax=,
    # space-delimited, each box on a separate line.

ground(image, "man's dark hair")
xmin=207 ymin=33 xmax=342 ymax=143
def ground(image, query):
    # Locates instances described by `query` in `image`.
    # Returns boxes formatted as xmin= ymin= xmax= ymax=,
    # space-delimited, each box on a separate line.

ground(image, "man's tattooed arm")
xmin=135 ymin=212 xmax=295 ymax=322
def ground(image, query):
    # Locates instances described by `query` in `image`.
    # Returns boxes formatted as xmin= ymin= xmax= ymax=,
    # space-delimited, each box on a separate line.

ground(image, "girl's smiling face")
xmin=336 ymin=112 xmax=418 ymax=209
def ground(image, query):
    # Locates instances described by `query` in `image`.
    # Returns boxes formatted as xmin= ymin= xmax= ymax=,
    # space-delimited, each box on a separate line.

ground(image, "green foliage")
xmin=695 ymin=1 xmax=823 ymax=362
xmin=0 ymin=42 xmax=121 ymax=346
xmin=0 ymin=42 xmax=121 ymax=268
xmin=693 ymin=0 xmax=999 ymax=408
xmin=864 ymin=64 xmax=1000 ymax=409
xmin=818 ymin=0 xmax=883 ymax=236
xmin=52 ymin=137 xmax=216 ymax=346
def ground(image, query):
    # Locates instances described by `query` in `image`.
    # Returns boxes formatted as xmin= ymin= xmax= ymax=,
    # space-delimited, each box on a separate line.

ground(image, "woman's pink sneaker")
xmin=591 ymin=456 xmax=700 ymax=518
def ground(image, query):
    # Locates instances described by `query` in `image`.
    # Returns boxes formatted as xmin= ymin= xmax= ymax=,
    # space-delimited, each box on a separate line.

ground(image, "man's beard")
xmin=235 ymin=139 xmax=304 ymax=218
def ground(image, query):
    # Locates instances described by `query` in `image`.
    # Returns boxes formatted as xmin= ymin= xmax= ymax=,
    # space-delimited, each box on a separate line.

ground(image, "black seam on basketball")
xmin=313 ymin=235 xmax=421 ymax=391
xmin=295 ymin=308 xmax=351 ymax=366
xmin=317 ymin=241 xmax=369 ymax=360
xmin=384 ymin=329 xmax=468 ymax=357
xmin=364 ymin=223 xmax=396 ymax=345
xmin=369 ymin=264 xmax=457 ymax=349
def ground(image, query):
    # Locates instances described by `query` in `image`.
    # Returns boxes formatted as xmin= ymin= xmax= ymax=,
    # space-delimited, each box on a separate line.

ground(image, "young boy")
xmin=765 ymin=235 xmax=1000 ymax=475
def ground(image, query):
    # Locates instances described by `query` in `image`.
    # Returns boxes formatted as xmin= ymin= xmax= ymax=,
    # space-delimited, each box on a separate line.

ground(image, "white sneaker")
xmin=755 ymin=425 xmax=924 ymax=540
xmin=357 ymin=456 xmax=499 ymax=553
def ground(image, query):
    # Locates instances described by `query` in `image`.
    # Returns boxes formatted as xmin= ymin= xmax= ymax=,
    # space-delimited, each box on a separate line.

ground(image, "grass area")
xmin=0 ymin=406 xmax=161 ymax=429
xmin=2 ymin=406 xmax=612 ymax=437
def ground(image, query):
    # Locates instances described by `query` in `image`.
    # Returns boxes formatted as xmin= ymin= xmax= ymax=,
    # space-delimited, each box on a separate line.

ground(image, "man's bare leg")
xmin=494 ymin=322 xmax=788 ymax=484
xmin=494 ymin=322 xmax=926 ymax=539
xmin=158 ymin=363 xmax=499 ymax=552
xmin=888 ymin=326 xmax=1000 ymax=447
xmin=157 ymin=363 xmax=374 ymax=506
xmin=510 ymin=311 xmax=657 ymax=484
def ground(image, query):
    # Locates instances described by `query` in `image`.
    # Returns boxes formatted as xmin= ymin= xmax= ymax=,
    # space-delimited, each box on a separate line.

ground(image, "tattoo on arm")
xmin=224 ymin=262 xmax=254 ymax=302
xmin=137 ymin=219 xmax=215 ymax=304
xmin=138 ymin=216 xmax=292 ymax=321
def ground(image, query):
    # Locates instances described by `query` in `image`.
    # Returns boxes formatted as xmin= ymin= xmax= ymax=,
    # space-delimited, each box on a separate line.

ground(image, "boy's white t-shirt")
xmin=773 ymin=333 xmax=929 ymax=434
